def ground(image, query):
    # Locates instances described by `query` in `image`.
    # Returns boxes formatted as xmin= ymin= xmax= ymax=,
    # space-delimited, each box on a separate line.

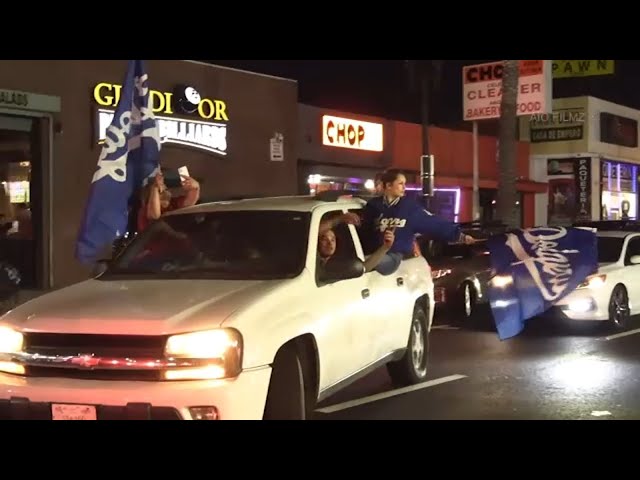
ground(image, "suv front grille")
xmin=19 ymin=333 xmax=170 ymax=381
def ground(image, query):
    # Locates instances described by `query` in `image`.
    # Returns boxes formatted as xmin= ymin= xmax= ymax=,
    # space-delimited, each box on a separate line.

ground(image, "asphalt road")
xmin=313 ymin=312 xmax=640 ymax=420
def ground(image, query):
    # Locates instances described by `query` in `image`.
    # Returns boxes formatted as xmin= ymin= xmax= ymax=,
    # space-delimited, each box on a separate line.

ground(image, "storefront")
xmin=297 ymin=104 xmax=393 ymax=195
xmin=391 ymin=122 xmax=544 ymax=227
xmin=0 ymin=60 xmax=298 ymax=290
xmin=523 ymin=95 xmax=640 ymax=225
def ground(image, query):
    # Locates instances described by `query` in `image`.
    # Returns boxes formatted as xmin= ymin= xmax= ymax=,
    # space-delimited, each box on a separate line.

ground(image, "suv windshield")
xmin=597 ymin=236 xmax=624 ymax=263
xmin=101 ymin=210 xmax=311 ymax=280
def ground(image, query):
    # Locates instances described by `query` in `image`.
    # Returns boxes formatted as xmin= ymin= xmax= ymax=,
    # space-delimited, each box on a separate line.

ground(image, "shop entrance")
xmin=0 ymin=114 xmax=44 ymax=291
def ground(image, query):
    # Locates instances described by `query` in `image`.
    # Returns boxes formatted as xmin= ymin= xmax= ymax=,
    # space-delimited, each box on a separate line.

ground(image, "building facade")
xmin=520 ymin=96 xmax=640 ymax=225
xmin=0 ymin=60 xmax=298 ymax=291
xmin=297 ymin=103 xmax=393 ymax=194
xmin=297 ymin=103 xmax=545 ymax=227
xmin=392 ymin=122 xmax=545 ymax=226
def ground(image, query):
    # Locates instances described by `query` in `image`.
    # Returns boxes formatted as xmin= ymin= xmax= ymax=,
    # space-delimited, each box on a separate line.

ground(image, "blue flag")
xmin=75 ymin=60 xmax=161 ymax=265
xmin=486 ymin=226 xmax=598 ymax=340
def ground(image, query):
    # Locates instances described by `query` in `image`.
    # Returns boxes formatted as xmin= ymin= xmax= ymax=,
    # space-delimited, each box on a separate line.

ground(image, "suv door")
xmin=313 ymin=208 xmax=373 ymax=392
xmin=349 ymin=207 xmax=415 ymax=362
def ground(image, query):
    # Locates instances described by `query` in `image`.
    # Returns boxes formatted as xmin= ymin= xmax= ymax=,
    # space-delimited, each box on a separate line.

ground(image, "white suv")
xmin=0 ymin=194 xmax=434 ymax=420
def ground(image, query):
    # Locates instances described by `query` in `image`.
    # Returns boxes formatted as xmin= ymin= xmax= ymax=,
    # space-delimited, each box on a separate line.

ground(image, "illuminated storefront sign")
xmin=322 ymin=115 xmax=383 ymax=152
xmin=93 ymin=83 xmax=229 ymax=155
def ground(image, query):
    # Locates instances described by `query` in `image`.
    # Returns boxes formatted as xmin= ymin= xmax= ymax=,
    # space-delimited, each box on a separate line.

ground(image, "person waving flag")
xmin=75 ymin=60 xmax=161 ymax=265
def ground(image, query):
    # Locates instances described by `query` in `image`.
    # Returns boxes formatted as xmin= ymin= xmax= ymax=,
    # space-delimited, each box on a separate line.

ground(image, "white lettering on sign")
xmin=322 ymin=115 xmax=383 ymax=152
xmin=462 ymin=60 xmax=553 ymax=121
xmin=98 ymin=109 xmax=227 ymax=156
xmin=505 ymin=227 xmax=579 ymax=302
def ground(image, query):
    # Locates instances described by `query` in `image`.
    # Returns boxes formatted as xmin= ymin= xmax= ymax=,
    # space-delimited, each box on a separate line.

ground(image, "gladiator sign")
xmin=93 ymin=83 xmax=229 ymax=156
xmin=322 ymin=115 xmax=383 ymax=152
xmin=462 ymin=60 xmax=553 ymax=121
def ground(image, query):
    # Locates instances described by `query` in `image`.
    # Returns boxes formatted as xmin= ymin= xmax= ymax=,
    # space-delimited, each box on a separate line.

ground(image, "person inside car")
xmin=317 ymin=212 xmax=395 ymax=279
xmin=358 ymin=169 xmax=476 ymax=276
xmin=137 ymin=170 xmax=200 ymax=233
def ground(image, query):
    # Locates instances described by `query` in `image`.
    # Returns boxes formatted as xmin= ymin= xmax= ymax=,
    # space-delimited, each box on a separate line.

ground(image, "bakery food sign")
xmin=93 ymin=83 xmax=229 ymax=156
xmin=462 ymin=60 xmax=553 ymax=121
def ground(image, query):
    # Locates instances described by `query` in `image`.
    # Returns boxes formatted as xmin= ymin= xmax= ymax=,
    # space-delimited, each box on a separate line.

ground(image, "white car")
xmin=0 ymin=194 xmax=434 ymax=420
xmin=554 ymin=230 xmax=639 ymax=330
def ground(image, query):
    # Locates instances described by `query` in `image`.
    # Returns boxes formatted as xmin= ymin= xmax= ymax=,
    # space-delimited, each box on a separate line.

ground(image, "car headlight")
xmin=164 ymin=328 xmax=243 ymax=380
xmin=577 ymin=274 xmax=607 ymax=289
xmin=0 ymin=326 xmax=25 ymax=375
xmin=0 ymin=326 xmax=23 ymax=354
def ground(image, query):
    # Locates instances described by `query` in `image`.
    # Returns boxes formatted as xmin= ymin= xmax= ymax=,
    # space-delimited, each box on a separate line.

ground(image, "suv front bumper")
xmin=0 ymin=365 xmax=272 ymax=420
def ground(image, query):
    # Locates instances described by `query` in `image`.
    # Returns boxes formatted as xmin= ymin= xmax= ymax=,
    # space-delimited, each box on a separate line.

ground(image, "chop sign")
xmin=322 ymin=115 xmax=383 ymax=152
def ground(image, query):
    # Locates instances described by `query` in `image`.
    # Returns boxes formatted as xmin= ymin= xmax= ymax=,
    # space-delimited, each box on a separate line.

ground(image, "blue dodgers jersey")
xmin=362 ymin=196 xmax=462 ymax=255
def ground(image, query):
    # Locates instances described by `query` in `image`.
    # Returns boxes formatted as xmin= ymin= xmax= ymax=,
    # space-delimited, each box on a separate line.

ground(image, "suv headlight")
xmin=0 ymin=326 xmax=25 ymax=375
xmin=164 ymin=328 xmax=243 ymax=380
xmin=0 ymin=326 xmax=23 ymax=354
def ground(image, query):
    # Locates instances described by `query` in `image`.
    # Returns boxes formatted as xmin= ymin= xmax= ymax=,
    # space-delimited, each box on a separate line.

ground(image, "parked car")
xmin=552 ymin=229 xmax=640 ymax=330
xmin=0 ymin=193 xmax=434 ymax=420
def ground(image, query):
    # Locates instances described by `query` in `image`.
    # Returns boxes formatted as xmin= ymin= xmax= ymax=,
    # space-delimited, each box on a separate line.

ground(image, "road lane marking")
xmin=315 ymin=374 xmax=467 ymax=414
xmin=604 ymin=327 xmax=640 ymax=341
xmin=432 ymin=325 xmax=460 ymax=330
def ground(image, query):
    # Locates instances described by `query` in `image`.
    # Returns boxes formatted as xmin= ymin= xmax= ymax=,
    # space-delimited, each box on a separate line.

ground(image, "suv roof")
xmin=165 ymin=192 xmax=367 ymax=216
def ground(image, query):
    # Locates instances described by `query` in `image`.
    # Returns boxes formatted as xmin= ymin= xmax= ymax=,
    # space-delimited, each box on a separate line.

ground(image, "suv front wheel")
xmin=387 ymin=303 xmax=430 ymax=387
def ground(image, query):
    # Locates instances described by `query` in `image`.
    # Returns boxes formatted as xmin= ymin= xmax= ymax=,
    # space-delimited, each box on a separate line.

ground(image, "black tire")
xmin=263 ymin=344 xmax=307 ymax=420
xmin=387 ymin=303 xmax=430 ymax=387
xmin=608 ymin=284 xmax=630 ymax=331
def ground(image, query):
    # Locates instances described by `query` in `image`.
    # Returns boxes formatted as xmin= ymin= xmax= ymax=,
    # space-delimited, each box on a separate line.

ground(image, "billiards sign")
xmin=92 ymin=83 xmax=229 ymax=156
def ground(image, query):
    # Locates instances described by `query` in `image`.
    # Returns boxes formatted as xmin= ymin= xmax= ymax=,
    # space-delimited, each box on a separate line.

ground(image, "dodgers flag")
xmin=486 ymin=226 xmax=598 ymax=340
xmin=75 ymin=60 xmax=161 ymax=265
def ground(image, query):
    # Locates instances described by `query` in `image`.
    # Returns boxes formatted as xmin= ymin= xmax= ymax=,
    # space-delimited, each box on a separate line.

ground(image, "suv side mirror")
xmin=318 ymin=258 xmax=365 ymax=284
xmin=630 ymin=255 xmax=640 ymax=265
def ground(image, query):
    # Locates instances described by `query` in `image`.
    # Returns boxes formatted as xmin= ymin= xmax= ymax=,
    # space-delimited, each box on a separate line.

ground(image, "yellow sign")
xmin=92 ymin=83 xmax=229 ymax=121
xmin=552 ymin=60 xmax=614 ymax=78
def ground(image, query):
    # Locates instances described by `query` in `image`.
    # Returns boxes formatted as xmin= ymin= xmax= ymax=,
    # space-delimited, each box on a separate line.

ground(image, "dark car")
xmin=421 ymin=238 xmax=493 ymax=324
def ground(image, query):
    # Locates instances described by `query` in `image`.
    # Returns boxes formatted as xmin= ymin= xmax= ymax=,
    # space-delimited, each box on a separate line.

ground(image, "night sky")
xmin=207 ymin=60 xmax=640 ymax=134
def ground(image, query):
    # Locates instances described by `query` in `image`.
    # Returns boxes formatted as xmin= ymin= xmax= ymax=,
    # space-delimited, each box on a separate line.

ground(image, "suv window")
xmin=348 ymin=208 xmax=375 ymax=255
xmin=318 ymin=211 xmax=359 ymax=262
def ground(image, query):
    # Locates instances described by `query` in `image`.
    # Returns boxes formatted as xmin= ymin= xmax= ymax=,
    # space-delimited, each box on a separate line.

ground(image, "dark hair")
xmin=380 ymin=169 xmax=404 ymax=189
xmin=374 ymin=172 xmax=384 ymax=183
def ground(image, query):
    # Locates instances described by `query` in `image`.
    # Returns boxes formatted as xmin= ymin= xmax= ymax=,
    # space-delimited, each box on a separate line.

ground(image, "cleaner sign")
xmin=462 ymin=60 xmax=552 ymax=121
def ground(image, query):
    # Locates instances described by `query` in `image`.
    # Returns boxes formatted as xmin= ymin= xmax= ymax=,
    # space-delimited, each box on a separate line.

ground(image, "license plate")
xmin=51 ymin=404 xmax=97 ymax=420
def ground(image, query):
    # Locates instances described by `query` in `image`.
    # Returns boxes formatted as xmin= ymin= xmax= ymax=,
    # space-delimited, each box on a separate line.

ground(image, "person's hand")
xmin=383 ymin=228 xmax=395 ymax=249
xmin=181 ymin=176 xmax=200 ymax=191
xmin=459 ymin=234 xmax=477 ymax=245
xmin=342 ymin=212 xmax=361 ymax=226
xmin=154 ymin=172 xmax=166 ymax=191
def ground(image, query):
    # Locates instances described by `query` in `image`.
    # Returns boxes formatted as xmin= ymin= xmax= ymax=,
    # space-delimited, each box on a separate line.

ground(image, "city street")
xmin=314 ymin=313 xmax=640 ymax=420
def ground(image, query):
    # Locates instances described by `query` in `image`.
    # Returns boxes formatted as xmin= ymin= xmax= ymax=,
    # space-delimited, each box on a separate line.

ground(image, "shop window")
xmin=601 ymin=160 xmax=638 ymax=220
xmin=0 ymin=118 xmax=40 ymax=290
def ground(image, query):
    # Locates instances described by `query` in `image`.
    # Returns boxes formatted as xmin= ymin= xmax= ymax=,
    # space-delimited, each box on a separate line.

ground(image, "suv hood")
xmin=1 ymin=278 xmax=280 ymax=335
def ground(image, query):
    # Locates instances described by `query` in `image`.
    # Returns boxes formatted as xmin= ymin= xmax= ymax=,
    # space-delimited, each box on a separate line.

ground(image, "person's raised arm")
xmin=319 ymin=212 xmax=361 ymax=235
xmin=409 ymin=203 xmax=475 ymax=244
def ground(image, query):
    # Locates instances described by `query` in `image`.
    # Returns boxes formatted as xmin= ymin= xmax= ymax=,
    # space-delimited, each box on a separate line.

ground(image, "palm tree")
xmin=496 ymin=60 xmax=520 ymax=228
